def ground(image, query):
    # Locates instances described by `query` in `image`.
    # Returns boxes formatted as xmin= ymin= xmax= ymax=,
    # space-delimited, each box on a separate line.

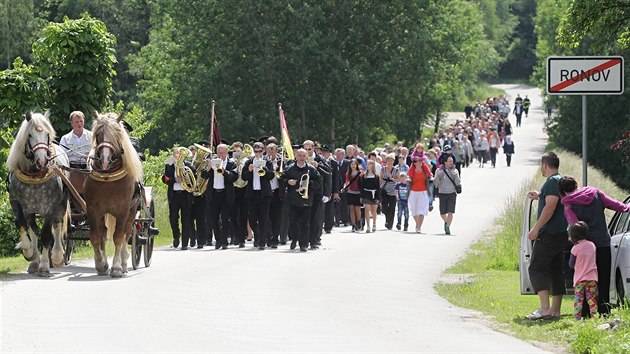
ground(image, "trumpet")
xmin=297 ymin=173 xmax=310 ymax=199
xmin=210 ymin=158 xmax=223 ymax=174
xmin=253 ymin=157 xmax=266 ymax=176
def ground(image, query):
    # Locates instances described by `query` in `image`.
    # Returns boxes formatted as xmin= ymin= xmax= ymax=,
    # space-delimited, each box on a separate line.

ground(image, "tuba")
xmin=297 ymin=173 xmax=310 ymax=199
xmin=175 ymin=147 xmax=196 ymax=193
xmin=233 ymin=143 xmax=253 ymax=188
xmin=190 ymin=143 xmax=212 ymax=195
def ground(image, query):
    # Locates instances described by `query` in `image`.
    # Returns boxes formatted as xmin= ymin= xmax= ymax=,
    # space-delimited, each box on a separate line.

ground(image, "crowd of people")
xmin=160 ymin=94 xmax=531 ymax=252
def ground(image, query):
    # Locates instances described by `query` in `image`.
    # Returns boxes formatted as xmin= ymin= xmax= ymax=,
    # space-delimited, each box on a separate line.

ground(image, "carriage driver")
xmin=59 ymin=111 xmax=93 ymax=169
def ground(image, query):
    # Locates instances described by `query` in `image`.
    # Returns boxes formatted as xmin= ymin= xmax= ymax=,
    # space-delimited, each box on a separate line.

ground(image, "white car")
xmin=607 ymin=195 xmax=630 ymax=305
xmin=520 ymin=195 xmax=630 ymax=305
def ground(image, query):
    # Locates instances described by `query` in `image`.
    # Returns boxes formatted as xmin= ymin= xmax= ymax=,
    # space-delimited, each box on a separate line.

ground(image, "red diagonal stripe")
xmin=550 ymin=59 xmax=621 ymax=92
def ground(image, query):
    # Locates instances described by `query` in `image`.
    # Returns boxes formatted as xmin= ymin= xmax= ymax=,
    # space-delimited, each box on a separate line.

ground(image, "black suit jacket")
xmin=242 ymin=158 xmax=274 ymax=198
xmin=201 ymin=158 xmax=238 ymax=205
xmin=162 ymin=160 xmax=194 ymax=199
xmin=328 ymin=158 xmax=339 ymax=195
xmin=336 ymin=158 xmax=349 ymax=193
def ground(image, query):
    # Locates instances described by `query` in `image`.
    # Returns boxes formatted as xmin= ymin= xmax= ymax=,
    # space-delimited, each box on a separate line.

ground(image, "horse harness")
xmin=14 ymin=145 xmax=58 ymax=185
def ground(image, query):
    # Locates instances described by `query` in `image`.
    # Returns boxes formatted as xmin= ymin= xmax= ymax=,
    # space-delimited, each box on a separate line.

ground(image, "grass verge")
xmin=435 ymin=149 xmax=630 ymax=353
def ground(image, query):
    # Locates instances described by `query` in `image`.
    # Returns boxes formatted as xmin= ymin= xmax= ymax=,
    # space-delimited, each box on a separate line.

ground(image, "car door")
xmin=520 ymin=198 xmax=536 ymax=294
xmin=608 ymin=195 xmax=630 ymax=304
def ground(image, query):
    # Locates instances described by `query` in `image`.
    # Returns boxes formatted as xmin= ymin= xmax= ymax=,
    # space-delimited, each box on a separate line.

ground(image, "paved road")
xmin=1 ymin=85 xmax=551 ymax=353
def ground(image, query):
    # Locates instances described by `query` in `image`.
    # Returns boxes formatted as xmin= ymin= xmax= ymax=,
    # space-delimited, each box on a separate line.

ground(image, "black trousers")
xmin=230 ymin=187 xmax=248 ymax=245
xmin=190 ymin=195 xmax=208 ymax=246
xmin=290 ymin=206 xmax=311 ymax=248
xmin=335 ymin=194 xmax=349 ymax=225
xmin=210 ymin=190 xmax=232 ymax=247
xmin=280 ymin=197 xmax=290 ymax=243
xmin=324 ymin=199 xmax=335 ymax=232
xmin=582 ymin=246 xmax=612 ymax=316
xmin=267 ymin=189 xmax=282 ymax=246
xmin=506 ymin=154 xmax=512 ymax=167
xmin=528 ymin=231 xmax=567 ymax=295
xmin=489 ymin=147 xmax=498 ymax=167
xmin=248 ymin=193 xmax=271 ymax=247
xmin=309 ymin=196 xmax=323 ymax=246
xmin=455 ymin=162 xmax=462 ymax=176
xmin=516 ymin=113 xmax=522 ymax=126
xmin=169 ymin=191 xmax=193 ymax=246
xmin=381 ymin=194 xmax=397 ymax=229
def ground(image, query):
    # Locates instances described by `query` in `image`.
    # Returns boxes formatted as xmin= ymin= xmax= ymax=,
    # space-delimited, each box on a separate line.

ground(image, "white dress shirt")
xmin=213 ymin=158 xmax=228 ymax=189
xmin=59 ymin=129 xmax=93 ymax=164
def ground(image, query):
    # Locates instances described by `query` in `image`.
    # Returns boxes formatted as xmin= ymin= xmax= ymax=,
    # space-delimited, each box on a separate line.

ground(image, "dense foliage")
xmin=533 ymin=0 xmax=630 ymax=190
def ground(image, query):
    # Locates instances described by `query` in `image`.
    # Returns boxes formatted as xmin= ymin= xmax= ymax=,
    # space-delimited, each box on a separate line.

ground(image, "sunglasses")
xmin=254 ymin=150 xmax=263 ymax=153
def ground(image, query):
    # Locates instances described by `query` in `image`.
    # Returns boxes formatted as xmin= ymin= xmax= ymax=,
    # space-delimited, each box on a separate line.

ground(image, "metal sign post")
xmin=547 ymin=56 xmax=624 ymax=186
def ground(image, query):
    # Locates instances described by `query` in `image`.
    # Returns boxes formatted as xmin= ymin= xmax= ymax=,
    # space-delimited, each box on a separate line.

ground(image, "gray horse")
xmin=7 ymin=111 xmax=70 ymax=275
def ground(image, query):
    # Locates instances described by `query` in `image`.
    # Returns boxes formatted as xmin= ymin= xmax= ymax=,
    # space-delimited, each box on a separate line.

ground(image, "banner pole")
xmin=582 ymin=95 xmax=587 ymax=187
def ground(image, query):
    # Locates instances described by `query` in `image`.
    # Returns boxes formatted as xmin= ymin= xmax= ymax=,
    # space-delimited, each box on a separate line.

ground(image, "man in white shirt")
xmin=59 ymin=111 xmax=93 ymax=168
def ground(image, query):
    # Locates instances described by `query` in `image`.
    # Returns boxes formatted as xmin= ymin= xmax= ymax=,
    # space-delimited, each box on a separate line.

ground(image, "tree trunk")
xmin=434 ymin=109 xmax=441 ymax=134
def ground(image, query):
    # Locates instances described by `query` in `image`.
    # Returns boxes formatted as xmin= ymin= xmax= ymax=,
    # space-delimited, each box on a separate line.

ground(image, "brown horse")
xmin=83 ymin=112 xmax=143 ymax=277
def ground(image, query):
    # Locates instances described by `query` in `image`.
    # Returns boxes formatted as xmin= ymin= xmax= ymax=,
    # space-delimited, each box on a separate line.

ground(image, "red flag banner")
xmin=210 ymin=101 xmax=221 ymax=148
xmin=279 ymin=104 xmax=294 ymax=159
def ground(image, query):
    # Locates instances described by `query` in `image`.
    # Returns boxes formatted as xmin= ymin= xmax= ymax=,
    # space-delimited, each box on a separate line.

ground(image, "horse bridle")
xmin=93 ymin=140 xmax=124 ymax=172
xmin=24 ymin=135 xmax=52 ymax=166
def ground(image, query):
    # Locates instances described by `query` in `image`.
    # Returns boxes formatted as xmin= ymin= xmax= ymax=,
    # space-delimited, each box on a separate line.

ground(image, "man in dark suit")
xmin=242 ymin=142 xmax=274 ymax=249
xmin=201 ymin=143 xmax=237 ymax=249
xmin=161 ymin=148 xmax=194 ymax=250
xmin=230 ymin=141 xmax=249 ymax=246
xmin=281 ymin=148 xmax=321 ymax=252
xmin=303 ymin=140 xmax=331 ymax=249
xmin=265 ymin=143 xmax=283 ymax=248
xmin=321 ymin=145 xmax=338 ymax=233
xmin=334 ymin=148 xmax=350 ymax=226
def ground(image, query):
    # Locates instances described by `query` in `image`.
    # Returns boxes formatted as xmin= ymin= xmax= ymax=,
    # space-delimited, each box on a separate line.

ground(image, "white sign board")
xmin=547 ymin=56 xmax=624 ymax=95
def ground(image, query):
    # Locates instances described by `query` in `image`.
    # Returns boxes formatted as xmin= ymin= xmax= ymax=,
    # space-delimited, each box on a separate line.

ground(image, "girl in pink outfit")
xmin=568 ymin=221 xmax=598 ymax=320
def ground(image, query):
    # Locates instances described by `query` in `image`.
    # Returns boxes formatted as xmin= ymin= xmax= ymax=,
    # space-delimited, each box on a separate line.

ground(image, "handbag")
xmin=340 ymin=172 xmax=361 ymax=194
xmin=443 ymin=168 xmax=462 ymax=194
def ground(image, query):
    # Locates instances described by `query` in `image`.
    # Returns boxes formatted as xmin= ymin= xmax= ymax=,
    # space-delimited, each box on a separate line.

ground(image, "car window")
xmin=613 ymin=211 xmax=630 ymax=235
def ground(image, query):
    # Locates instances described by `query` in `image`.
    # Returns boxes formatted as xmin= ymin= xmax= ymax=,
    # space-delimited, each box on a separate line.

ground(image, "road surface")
xmin=1 ymin=85 xmax=552 ymax=353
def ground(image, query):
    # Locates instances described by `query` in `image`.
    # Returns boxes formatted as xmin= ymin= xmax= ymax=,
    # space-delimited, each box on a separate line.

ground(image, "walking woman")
xmin=380 ymin=153 xmax=399 ymax=230
xmin=434 ymin=155 xmax=461 ymax=235
xmin=344 ymin=158 xmax=363 ymax=232
xmin=488 ymin=128 xmax=500 ymax=168
xmin=559 ymin=176 xmax=630 ymax=315
xmin=362 ymin=160 xmax=381 ymax=233
xmin=407 ymin=155 xmax=432 ymax=233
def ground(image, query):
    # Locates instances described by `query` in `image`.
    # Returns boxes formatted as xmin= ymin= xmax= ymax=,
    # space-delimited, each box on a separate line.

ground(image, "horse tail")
xmin=104 ymin=213 xmax=116 ymax=241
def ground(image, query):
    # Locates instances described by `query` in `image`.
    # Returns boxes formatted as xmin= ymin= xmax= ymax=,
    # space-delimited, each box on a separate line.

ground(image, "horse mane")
xmin=91 ymin=113 xmax=143 ymax=181
xmin=6 ymin=112 xmax=57 ymax=172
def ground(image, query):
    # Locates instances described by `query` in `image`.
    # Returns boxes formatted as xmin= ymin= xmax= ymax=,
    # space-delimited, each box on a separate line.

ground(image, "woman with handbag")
xmin=407 ymin=154 xmax=432 ymax=233
xmin=434 ymin=155 xmax=461 ymax=235
xmin=344 ymin=158 xmax=363 ymax=232
xmin=380 ymin=154 xmax=399 ymax=230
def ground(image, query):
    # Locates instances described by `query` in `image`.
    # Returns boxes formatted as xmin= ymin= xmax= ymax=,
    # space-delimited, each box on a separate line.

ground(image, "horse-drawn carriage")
xmin=7 ymin=111 xmax=158 ymax=277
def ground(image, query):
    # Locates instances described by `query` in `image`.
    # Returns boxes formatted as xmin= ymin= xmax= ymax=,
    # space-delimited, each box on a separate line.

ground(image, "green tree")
xmin=32 ymin=15 xmax=117 ymax=130
xmin=499 ymin=0 xmax=537 ymax=79
xmin=0 ymin=0 xmax=39 ymax=69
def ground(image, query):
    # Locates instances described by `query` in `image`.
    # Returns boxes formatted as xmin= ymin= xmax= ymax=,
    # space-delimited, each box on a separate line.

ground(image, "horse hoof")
xmin=51 ymin=251 xmax=64 ymax=268
xmin=37 ymin=270 xmax=52 ymax=278
xmin=110 ymin=268 xmax=123 ymax=278
xmin=27 ymin=262 xmax=39 ymax=274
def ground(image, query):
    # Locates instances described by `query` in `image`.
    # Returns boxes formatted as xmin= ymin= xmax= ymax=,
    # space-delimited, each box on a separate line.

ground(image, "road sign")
xmin=547 ymin=56 xmax=624 ymax=95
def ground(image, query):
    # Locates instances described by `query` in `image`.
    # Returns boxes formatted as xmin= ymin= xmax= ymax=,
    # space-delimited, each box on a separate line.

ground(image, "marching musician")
xmin=242 ymin=142 xmax=274 ymax=250
xmin=201 ymin=143 xmax=237 ymax=249
xmin=265 ymin=143 xmax=283 ymax=248
xmin=188 ymin=140 xmax=211 ymax=248
xmin=162 ymin=147 xmax=195 ymax=250
xmin=320 ymin=144 xmax=338 ymax=234
xmin=303 ymin=140 xmax=331 ymax=250
xmin=334 ymin=148 xmax=351 ymax=226
xmin=230 ymin=141 xmax=250 ymax=247
xmin=281 ymin=148 xmax=320 ymax=252
xmin=59 ymin=111 xmax=93 ymax=168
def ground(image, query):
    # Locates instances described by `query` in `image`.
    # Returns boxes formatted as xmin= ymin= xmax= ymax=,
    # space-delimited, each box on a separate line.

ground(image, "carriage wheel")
xmin=63 ymin=238 xmax=74 ymax=265
xmin=143 ymin=201 xmax=156 ymax=267
xmin=130 ymin=226 xmax=142 ymax=270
